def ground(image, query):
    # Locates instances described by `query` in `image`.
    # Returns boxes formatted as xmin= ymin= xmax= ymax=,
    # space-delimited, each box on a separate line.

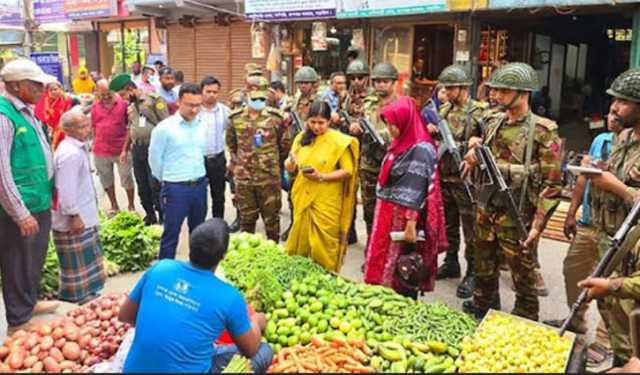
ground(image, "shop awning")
xmin=128 ymin=0 xmax=244 ymax=18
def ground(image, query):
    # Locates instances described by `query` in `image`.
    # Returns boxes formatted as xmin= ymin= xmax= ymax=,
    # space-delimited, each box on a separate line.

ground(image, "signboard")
xmin=31 ymin=52 xmax=64 ymax=84
xmin=489 ymin=0 xmax=635 ymax=8
xmin=64 ymin=0 xmax=116 ymax=19
xmin=0 ymin=30 xmax=24 ymax=45
xmin=448 ymin=0 xmax=488 ymax=10
xmin=0 ymin=0 xmax=23 ymax=27
xmin=337 ymin=0 xmax=447 ymax=18
xmin=245 ymin=0 xmax=336 ymax=21
xmin=34 ymin=0 xmax=67 ymax=24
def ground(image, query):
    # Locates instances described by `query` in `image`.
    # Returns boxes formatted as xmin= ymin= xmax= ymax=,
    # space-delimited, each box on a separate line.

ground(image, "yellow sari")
xmin=286 ymin=129 xmax=359 ymax=272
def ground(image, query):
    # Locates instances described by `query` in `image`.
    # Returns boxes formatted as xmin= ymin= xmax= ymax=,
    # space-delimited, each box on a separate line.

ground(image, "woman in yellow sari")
xmin=284 ymin=100 xmax=359 ymax=272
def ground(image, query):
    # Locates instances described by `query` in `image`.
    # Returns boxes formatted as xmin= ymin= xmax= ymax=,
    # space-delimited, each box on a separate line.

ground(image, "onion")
xmin=49 ymin=347 xmax=64 ymax=362
xmin=80 ymin=350 xmax=88 ymax=362
xmin=101 ymin=321 xmax=110 ymax=329
xmin=100 ymin=299 xmax=113 ymax=310
xmin=74 ymin=315 xmax=86 ymax=326
xmin=62 ymin=342 xmax=81 ymax=361
xmin=98 ymin=310 xmax=112 ymax=321
xmin=78 ymin=334 xmax=91 ymax=349
xmin=88 ymin=338 xmax=100 ymax=349
xmin=42 ymin=357 xmax=60 ymax=373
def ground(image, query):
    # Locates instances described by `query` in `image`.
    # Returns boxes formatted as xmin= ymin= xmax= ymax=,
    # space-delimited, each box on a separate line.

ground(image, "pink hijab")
xmin=379 ymin=96 xmax=448 ymax=254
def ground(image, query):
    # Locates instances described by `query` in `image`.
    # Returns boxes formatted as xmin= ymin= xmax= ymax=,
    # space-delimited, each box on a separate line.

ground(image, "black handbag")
xmin=395 ymin=242 xmax=428 ymax=292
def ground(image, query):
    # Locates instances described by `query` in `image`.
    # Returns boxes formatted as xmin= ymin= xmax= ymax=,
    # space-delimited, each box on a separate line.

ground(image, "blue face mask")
xmin=248 ymin=99 xmax=266 ymax=111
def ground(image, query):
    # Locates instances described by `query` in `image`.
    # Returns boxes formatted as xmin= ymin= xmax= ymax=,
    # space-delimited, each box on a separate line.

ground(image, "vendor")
xmin=118 ymin=218 xmax=273 ymax=373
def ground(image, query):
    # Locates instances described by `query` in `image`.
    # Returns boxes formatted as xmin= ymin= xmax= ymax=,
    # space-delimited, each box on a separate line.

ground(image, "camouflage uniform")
xmin=436 ymin=65 xmax=487 ymax=280
xmin=226 ymin=100 xmax=291 ymax=241
xmin=589 ymin=69 xmax=640 ymax=361
xmin=466 ymin=63 xmax=563 ymax=321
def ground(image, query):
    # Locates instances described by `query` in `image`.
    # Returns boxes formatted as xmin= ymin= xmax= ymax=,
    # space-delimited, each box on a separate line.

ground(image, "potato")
xmin=39 ymin=337 xmax=54 ymax=351
xmin=54 ymin=338 xmax=66 ymax=349
xmin=7 ymin=350 xmax=25 ymax=370
xmin=0 ymin=346 xmax=9 ymax=360
xmin=38 ymin=325 xmax=52 ymax=337
xmin=63 ymin=323 xmax=80 ymax=342
xmin=49 ymin=347 xmax=64 ymax=362
xmin=59 ymin=360 xmax=75 ymax=370
xmin=42 ymin=357 xmax=60 ymax=373
xmin=23 ymin=355 xmax=38 ymax=368
xmin=62 ymin=342 xmax=81 ymax=361
xmin=31 ymin=361 xmax=43 ymax=373
xmin=51 ymin=327 xmax=64 ymax=340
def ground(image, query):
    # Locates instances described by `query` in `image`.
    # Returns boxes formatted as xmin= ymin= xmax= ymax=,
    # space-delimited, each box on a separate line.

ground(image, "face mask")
xmin=248 ymin=99 xmax=266 ymax=111
xmin=377 ymin=90 xmax=390 ymax=98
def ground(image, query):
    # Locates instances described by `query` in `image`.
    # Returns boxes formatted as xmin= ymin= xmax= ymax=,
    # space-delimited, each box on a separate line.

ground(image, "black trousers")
xmin=132 ymin=143 xmax=162 ymax=219
xmin=0 ymin=211 xmax=51 ymax=326
xmin=204 ymin=153 xmax=226 ymax=218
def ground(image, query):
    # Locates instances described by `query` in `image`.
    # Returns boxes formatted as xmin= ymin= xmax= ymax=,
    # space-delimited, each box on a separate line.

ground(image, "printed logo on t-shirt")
xmin=174 ymin=279 xmax=191 ymax=294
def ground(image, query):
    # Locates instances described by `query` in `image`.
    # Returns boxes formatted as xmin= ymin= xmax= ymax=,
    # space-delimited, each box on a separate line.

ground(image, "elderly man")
xmin=0 ymin=59 xmax=60 ymax=334
xmin=92 ymin=79 xmax=135 ymax=215
xmin=52 ymin=107 xmax=106 ymax=303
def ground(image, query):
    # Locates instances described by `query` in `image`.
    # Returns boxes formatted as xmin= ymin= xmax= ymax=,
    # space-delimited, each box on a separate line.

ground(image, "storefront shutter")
xmin=195 ymin=23 xmax=231 ymax=88
xmin=230 ymin=22 xmax=266 ymax=93
xmin=167 ymin=24 xmax=196 ymax=82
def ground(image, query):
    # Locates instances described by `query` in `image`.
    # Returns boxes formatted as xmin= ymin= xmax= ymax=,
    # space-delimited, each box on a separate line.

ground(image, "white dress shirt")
xmin=199 ymin=103 xmax=230 ymax=156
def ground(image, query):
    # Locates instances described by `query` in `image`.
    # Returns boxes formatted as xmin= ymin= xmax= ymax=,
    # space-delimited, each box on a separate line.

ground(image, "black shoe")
xmin=348 ymin=228 xmax=358 ymax=245
xmin=462 ymin=298 xmax=501 ymax=320
xmin=456 ymin=274 xmax=475 ymax=299
xmin=143 ymin=214 xmax=158 ymax=226
xmin=229 ymin=218 xmax=240 ymax=233
xmin=436 ymin=261 xmax=461 ymax=280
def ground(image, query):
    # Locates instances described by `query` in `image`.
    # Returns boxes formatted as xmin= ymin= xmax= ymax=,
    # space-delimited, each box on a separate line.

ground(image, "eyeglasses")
xmin=350 ymin=76 xmax=366 ymax=81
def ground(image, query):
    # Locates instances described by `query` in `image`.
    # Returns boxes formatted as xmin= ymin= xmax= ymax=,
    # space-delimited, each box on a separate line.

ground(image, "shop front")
xmin=472 ymin=3 xmax=637 ymax=152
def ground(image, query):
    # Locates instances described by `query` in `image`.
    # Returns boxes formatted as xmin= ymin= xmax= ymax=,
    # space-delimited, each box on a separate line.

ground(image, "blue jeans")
xmin=159 ymin=178 xmax=208 ymax=259
xmin=210 ymin=343 xmax=273 ymax=373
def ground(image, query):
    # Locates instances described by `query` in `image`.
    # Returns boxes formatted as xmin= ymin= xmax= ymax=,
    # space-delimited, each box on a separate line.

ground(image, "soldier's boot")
xmin=456 ymin=271 xmax=475 ymax=299
xmin=462 ymin=296 xmax=501 ymax=320
xmin=143 ymin=213 xmax=158 ymax=226
xmin=534 ymin=269 xmax=549 ymax=297
xmin=437 ymin=259 xmax=461 ymax=280
xmin=229 ymin=210 xmax=241 ymax=233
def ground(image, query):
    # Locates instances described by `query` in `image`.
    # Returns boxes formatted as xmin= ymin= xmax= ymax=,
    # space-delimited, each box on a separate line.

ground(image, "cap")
xmin=79 ymin=66 xmax=88 ymax=74
xmin=0 ymin=58 xmax=57 ymax=84
xmin=109 ymin=73 xmax=133 ymax=92
xmin=249 ymin=89 xmax=268 ymax=100
xmin=245 ymin=63 xmax=262 ymax=76
xmin=143 ymin=64 xmax=155 ymax=72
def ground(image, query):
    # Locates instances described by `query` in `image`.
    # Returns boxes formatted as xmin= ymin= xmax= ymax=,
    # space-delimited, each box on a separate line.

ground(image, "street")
xmin=0 ymin=176 xmax=601 ymax=344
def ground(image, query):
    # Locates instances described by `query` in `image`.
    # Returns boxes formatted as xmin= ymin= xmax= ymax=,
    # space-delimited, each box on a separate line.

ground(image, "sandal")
xmin=586 ymin=342 xmax=613 ymax=367
xmin=107 ymin=208 xmax=120 ymax=218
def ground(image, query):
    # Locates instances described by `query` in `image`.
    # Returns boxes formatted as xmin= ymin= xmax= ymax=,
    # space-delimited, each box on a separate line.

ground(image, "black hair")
xmin=330 ymin=71 xmax=346 ymax=82
xmin=178 ymin=83 xmax=202 ymax=98
xmin=189 ymin=218 xmax=230 ymax=269
xmin=347 ymin=50 xmax=358 ymax=60
xmin=300 ymin=100 xmax=331 ymax=146
xmin=175 ymin=70 xmax=184 ymax=83
xmin=200 ymin=76 xmax=221 ymax=89
xmin=159 ymin=67 xmax=175 ymax=77
xmin=126 ymin=81 xmax=137 ymax=90
xmin=154 ymin=60 xmax=164 ymax=67
xmin=270 ymin=80 xmax=286 ymax=93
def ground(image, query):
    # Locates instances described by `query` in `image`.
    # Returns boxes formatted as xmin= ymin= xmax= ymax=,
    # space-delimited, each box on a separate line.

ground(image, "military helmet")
xmin=371 ymin=63 xmax=399 ymax=80
xmin=294 ymin=66 xmax=319 ymax=83
xmin=346 ymin=59 xmax=370 ymax=76
xmin=607 ymin=68 xmax=640 ymax=103
xmin=485 ymin=62 xmax=539 ymax=92
xmin=438 ymin=64 xmax=472 ymax=87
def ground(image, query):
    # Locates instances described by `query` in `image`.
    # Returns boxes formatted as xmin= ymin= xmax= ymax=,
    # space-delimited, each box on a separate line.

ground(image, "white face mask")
xmin=248 ymin=99 xmax=266 ymax=111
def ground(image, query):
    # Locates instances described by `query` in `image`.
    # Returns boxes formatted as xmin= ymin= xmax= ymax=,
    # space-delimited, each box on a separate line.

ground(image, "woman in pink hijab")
xmin=364 ymin=96 xmax=447 ymax=298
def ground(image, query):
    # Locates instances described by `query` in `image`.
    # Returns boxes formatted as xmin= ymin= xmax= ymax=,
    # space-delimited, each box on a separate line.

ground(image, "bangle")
xmin=319 ymin=174 xmax=325 ymax=182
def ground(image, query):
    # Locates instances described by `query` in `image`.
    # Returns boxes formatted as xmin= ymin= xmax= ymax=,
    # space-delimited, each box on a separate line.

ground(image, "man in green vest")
xmin=0 ymin=59 xmax=60 ymax=335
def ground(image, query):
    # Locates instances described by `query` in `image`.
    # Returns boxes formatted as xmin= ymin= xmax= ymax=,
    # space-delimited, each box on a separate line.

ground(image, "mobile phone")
xmin=301 ymin=167 xmax=315 ymax=174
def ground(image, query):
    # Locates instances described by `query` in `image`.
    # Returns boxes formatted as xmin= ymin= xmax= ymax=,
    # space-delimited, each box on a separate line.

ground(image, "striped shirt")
xmin=0 ymin=92 xmax=54 ymax=222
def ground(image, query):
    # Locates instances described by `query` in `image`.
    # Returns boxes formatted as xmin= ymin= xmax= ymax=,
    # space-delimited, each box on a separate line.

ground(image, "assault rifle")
xmin=290 ymin=112 xmax=303 ymax=134
xmin=475 ymin=145 xmax=529 ymax=240
xmin=340 ymin=110 xmax=385 ymax=148
xmin=437 ymin=116 xmax=475 ymax=204
xmin=559 ymin=199 xmax=640 ymax=336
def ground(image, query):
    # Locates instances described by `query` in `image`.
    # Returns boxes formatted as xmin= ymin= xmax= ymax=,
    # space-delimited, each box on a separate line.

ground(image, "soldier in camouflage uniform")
xmin=281 ymin=67 xmax=320 ymax=241
xmin=344 ymin=60 xmax=373 ymax=127
xmin=226 ymin=88 xmax=291 ymax=241
xmin=578 ymin=68 xmax=640 ymax=366
xmin=462 ymin=63 xmax=563 ymax=321
xmin=111 ymin=73 xmax=170 ymax=225
xmin=349 ymin=63 xmax=397 ymax=240
xmin=432 ymin=65 xmax=487 ymax=299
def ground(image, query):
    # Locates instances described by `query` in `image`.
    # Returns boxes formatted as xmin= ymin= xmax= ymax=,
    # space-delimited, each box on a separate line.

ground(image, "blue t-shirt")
xmin=578 ymin=132 xmax=614 ymax=226
xmin=123 ymin=260 xmax=251 ymax=373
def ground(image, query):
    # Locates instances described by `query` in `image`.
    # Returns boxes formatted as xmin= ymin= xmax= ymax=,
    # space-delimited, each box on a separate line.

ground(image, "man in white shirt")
xmin=199 ymin=76 xmax=230 ymax=219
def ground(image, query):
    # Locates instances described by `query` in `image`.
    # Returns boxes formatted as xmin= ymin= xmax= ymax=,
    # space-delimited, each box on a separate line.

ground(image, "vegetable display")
xmin=456 ymin=310 xmax=574 ymax=373
xmin=221 ymin=354 xmax=252 ymax=373
xmin=0 ymin=294 xmax=130 ymax=373
xmin=222 ymin=233 xmax=477 ymax=373
xmin=99 ymin=212 xmax=161 ymax=272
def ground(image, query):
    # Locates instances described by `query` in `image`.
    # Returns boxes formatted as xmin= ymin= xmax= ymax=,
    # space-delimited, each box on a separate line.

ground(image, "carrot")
xmin=310 ymin=337 xmax=325 ymax=348
xmin=343 ymin=364 xmax=374 ymax=373
xmin=319 ymin=348 xmax=337 ymax=358
xmin=301 ymin=362 xmax=319 ymax=372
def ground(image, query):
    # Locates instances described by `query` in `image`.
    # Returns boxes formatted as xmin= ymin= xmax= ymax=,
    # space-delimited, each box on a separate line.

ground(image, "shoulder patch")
xmin=155 ymin=100 xmax=166 ymax=111
xmin=533 ymin=114 xmax=558 ymax=132
xmin=229 ymin=107 xmax=244 ymax=118
xmin=266 ymin=107 xmax=284 ymax=119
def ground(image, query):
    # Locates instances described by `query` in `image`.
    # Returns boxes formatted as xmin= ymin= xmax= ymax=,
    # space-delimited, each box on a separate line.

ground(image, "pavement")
xmin=0 ymin=175 xmax=603 ymax=351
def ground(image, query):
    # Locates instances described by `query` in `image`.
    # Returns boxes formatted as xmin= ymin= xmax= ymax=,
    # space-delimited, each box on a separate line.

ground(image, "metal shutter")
xmin=230 ymin=22 xmax=266 ymax=92
xmin=194 ymin=23 xmax=231 ymax=87
xmin=167 ymin=24 xmax=196 ymax=82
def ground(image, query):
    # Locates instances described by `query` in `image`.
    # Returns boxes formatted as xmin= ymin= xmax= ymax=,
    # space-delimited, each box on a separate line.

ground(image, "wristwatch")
xmin=608 ymin=278 xmax=625 ymax=295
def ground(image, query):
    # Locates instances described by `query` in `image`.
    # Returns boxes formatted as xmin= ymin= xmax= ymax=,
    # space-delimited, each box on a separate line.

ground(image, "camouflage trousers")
xmin=601 ymin=295 xmax=638 ymax=365
xmin=235 ymin=182 xmax=282 ymax=241
xmin=360 ymin=169 xmax=379 ymax=238
xmin=441 ymin=180 xmax=475 ymax=271
xmin=473 ymin=208 xmax=539 ymax=321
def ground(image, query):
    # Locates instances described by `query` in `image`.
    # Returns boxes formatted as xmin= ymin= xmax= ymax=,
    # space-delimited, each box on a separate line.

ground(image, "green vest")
xmin=0 ymin=96 xmax=52 ymax=216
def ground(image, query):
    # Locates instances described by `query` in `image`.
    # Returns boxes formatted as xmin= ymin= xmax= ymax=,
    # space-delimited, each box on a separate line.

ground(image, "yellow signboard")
xmin=448 ymin=0 xmax=488 ymax=10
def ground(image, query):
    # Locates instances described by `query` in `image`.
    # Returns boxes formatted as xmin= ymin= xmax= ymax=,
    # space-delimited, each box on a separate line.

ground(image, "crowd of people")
xmin=2 ymin=51 xmax=640 ymax=373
